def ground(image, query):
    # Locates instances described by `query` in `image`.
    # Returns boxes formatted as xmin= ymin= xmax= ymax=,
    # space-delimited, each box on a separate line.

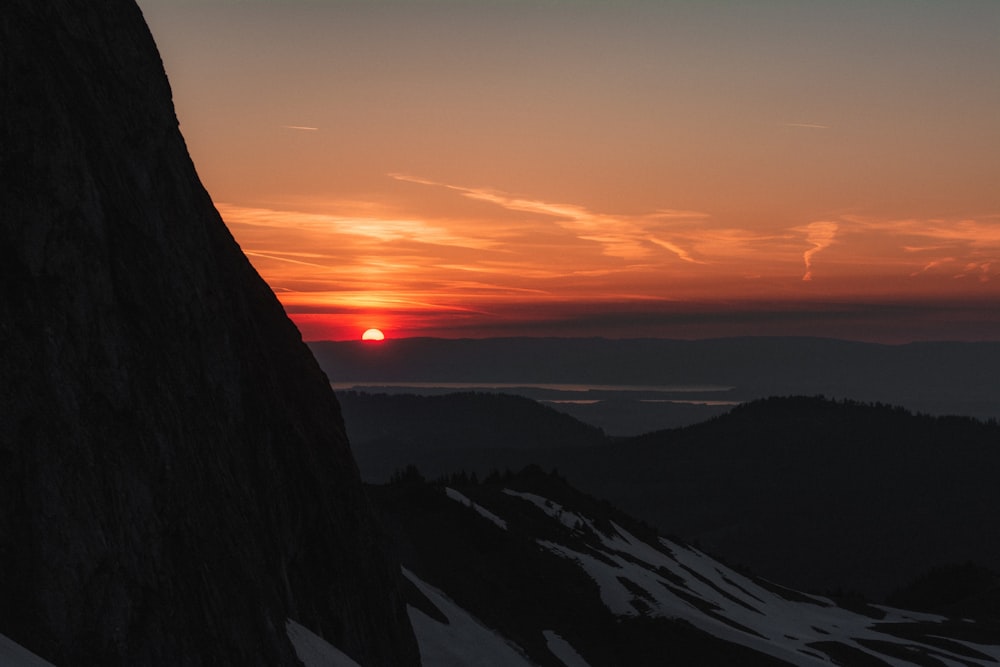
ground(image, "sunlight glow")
xmin=140 ymin=0 xmax=1000 ymax=341
xmin=216 ymin=190 xmax=1000 ymax=341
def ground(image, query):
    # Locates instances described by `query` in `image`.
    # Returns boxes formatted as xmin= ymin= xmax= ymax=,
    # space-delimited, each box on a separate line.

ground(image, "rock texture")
xmin=0 ymin=2 xmax=419 ymax=665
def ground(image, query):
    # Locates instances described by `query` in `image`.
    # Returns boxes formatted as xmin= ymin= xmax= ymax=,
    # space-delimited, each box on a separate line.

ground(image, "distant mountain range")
xmin=343 ymin=392 xmax=1000 ymax=603
xmin=374 ymin=467 xmax=1000 ymax=666
xmin=311 ymin=337 xmax=1000 ymax=433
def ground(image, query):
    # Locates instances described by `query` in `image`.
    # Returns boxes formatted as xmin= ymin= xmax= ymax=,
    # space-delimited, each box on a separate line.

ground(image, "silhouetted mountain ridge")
xmin=582 ymin=396 xmax=1000 ymax=597
xmin=344 ymin=392 xmax=1000 ymax=601
xmin=887 ymin=562 xmax=1000 ymax=620
xmin=1 ymin=3 xmax=417 ymax=665
xmin=340 ymin=391 xmax=605 ymax=482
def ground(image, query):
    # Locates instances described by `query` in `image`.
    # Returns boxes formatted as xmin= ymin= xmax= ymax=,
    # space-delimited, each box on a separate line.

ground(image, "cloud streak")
xmin=800 ymin=221 xmax=839 ymax=281
xmin=390 ymin=173 xmax=711 ymax=263
xmin=852 ymin=216 xmax=1000 ymax=282
xmin=215 ymin=191 xmax=1000 ymax=341
xmin=781 ymin=122 xmax=831 ymax=129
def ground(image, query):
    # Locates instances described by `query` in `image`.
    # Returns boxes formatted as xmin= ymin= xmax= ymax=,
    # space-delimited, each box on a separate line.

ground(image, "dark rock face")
xmin=1 ymin=2 xmax=419 ymax=665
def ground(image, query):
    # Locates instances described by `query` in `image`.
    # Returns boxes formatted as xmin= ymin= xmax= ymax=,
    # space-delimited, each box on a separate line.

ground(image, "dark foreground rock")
xmin=0 ymin=2 xmax=419 ymax=665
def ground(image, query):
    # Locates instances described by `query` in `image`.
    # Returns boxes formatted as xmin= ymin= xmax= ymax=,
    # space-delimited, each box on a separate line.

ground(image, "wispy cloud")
xmin=850 ymin=215 xmax=1000 ymax=282
xmin=647 ymin=236 xmax=705 ymax=264
xmin=781 ymin=122 xmax=831 ymax=129
xmin=244 ymin=251 xmax=332 ymax=269
xmin=799 ymin=221 xmax=839 ymax=281
xmin=280 ymin=125 xmax=319 ymax=131
xmin=910 ymin=257 xmax=956 ymax=277
xmin=218 ymin=202 xmax=499 ymax=251
xmin=215 ymin=190 xmax=1000 ymax=340
xmin=390 ymin=173 xmax=711 ymax=263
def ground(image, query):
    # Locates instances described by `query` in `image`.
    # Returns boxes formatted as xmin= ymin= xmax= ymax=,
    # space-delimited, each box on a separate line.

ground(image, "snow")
xmin=403 ymin=568 xmax=536 ymax=667
xmin=1 ymin=619 xmax=364 ymax=667
xmin=0 ymin=634 xmax=55 ymax=667
xmin=502 ymin=489 xmax=597 ymax=534
xmin=503 ymin=489 xmax=1000 ymax=667
xmin=543 ymin=630 xmax=592 ymax=667
xmin=445 ymin=487 xmax=508 ymax=530
xmin=286 ymin=619 xmax=363 ymax=667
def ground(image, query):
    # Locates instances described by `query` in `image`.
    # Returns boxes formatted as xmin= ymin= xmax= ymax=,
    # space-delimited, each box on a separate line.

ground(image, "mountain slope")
xmin=0 ymin=2 xmax=417 ymax=665
xmin=565 ymin=396 xmax=1000 ymax=599
xmin=340 ymin=391 xmax=605 ymax=481
xmin=376 ymin=469 xmax=1000 ymax=666
xmin=342 ymin=392 xmax=1000 ymax=601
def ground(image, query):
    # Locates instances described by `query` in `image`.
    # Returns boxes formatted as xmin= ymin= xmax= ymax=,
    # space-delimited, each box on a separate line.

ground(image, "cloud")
xmin=217 ymin=190 xmax=1000 ymax=342
xmin=781 ymin=122 xmax=830 ymax=129
xmin=281 ymin=125 xmax=319 ymax=131
xmin=647 ymin=236 xmax=704 ymax=264
xmin=389 ymin=173 xmax=711 ymax=263
xmin=910 ymin=257 xmax=956 ymax=277
xmin=244 ymin=251 xmax=331 ymax=269
xmin=957 ymin=262 xmax=993 ymax=283
xmin=216 ymin=201 xmax=499 ymax=251
xmin=800 ymin=221 xmax=839 ymax=281
xmin=849 ymin=215 xmax=1000 ymax=282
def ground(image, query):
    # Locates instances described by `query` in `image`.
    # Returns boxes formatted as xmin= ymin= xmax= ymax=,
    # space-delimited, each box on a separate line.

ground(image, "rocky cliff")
xmin=0 ymin=2 xmax=419 ymax=665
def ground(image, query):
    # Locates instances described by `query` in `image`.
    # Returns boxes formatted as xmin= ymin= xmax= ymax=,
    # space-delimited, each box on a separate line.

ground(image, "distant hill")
xmin=886 ymin=562 xmax=1000 ymax=620
xmin=374 ymin=467 xmax=1000 ymax=666
xmin=342 ymin=392 xmax=1000 ymax=601
xmin=566 ymin=396 xmax=1000 ymax=600
xmin=340 ymin=391 xmax=605 ymax=481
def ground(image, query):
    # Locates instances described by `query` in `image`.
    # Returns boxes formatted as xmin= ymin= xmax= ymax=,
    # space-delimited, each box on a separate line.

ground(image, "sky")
xmin=136 ymin=0 xmax=1000 ymax=342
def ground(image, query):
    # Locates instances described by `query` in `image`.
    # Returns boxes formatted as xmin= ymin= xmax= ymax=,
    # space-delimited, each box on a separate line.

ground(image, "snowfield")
xmin=543 ymin=630 xmax=593 ymax=667
xmin=445 ymin=487 xmax=508 ymax=530
xmin=0 ymin=634 xmax=55 ymax=667
xmin=286 ymin=619 xmax=363 ymax=667
xmin=403 ymin=568 xmax=536 ymax=667
xmin=490 ymin=488 xmax=1000 ymax=667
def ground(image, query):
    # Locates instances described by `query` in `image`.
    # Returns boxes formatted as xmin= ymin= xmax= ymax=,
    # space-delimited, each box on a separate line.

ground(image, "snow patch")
xmin=543 ymin=630 xmax=592 ymax=667
xmin=0 ymin=634 xmax=56 ymax=667
xmin=445 ymin=487 xmax=507 ymax=530
xmin=514 ymin=490 xmax=1000 ymax=667
xmin=403 ymin=568 xmax=535 ymax=667
xmin=502 ymin=489 xmax=597 ymax=533
xmin=286 ymin=619 xmax=362 ymax=667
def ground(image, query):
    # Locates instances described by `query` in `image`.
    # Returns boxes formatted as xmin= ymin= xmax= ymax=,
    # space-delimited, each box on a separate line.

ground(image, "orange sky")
xmin=138 ymin=1 xmax=1000 ymax=341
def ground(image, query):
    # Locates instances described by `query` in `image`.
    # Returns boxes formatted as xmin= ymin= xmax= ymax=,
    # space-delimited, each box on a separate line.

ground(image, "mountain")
xmin=566 ymin=397 xmax=1000 ymax=601
xmin=375 ymin=468 xmax=1000 ymax=666
xmin=1 ymin=2 xmax=417 ymax=665
xmin=886 ymin=562 xmax=1000 ymax=620
xmin=338 ymin=391 xmax=605 ymax=482
xmin=340 ymin=392 xmax=1000 ymax=602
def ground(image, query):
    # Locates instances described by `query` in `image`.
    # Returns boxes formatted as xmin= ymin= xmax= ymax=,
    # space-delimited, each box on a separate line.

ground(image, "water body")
xmin=331 ymin=382 xmax=741 ymax=435
xmin=330 ymin=381 xmax=734 ymax=394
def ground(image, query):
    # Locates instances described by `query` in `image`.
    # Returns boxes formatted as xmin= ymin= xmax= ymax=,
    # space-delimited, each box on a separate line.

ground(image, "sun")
xmin=361 ymin=328 xmax=385 ymax=342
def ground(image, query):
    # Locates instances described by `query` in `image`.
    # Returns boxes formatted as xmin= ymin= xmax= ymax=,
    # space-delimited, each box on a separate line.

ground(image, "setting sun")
xmin=142 ymin=0 xmax=1000 ymax=343
xmin=361 ymin=328 xmax=385 ymax=342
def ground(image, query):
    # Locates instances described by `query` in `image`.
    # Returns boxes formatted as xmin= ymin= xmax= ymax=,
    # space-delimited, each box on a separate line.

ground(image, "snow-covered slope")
xmin=378 ymin=472 xmax=1000 ymax=667
xmin=505 ymin=489 xmax=999 ymax=666
xmin=286 ymin=620 xmax=363 ymax=667
xmin=0 ymin=635 xmax=55 ymax=667
xmin=403 ymin=569 xmax=537 ymax=667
